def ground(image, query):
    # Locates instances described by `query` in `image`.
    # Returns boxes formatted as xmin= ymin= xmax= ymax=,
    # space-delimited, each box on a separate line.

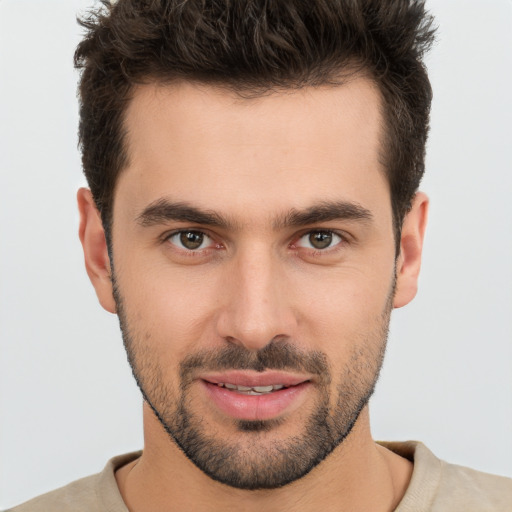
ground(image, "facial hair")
xmin=112 ymin=273 xmax=392 ymax=490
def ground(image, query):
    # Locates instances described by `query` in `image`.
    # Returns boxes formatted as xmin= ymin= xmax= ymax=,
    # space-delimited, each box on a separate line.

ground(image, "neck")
xmin=116 ymin=403 xmax=412 ymax=512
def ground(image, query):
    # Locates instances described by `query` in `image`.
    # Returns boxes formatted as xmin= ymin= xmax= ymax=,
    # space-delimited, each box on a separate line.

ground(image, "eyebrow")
xmin=273 ymin=201 xmax=373 ymax=229
xmin=136 ymin=198 xmax=373 ymax=230
xmin=136 ymin=199 xmax=236 ymax=229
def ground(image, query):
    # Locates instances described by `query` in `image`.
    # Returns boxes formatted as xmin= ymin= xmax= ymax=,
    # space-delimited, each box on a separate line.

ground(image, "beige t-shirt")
xmin=7 ymin=442 xmax=512 ymax=511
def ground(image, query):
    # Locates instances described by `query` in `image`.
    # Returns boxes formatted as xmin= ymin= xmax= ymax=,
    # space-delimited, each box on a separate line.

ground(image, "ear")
xmin=77 ymin=188 xmax=116 ymax=314
xmin=393 ymin=192 xmax=429 ymax=309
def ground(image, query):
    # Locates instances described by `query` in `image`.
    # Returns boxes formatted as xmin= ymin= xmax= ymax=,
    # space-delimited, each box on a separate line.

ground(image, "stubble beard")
xmin=112 ymin=273 xmax=392 ymax=490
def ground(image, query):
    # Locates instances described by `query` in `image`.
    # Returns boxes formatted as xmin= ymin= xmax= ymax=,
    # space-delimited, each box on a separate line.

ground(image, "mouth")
xmin=213 ymin=382 xmax=291 ymax=395
xmin=199 ymin=371 xmax=312 ymax=421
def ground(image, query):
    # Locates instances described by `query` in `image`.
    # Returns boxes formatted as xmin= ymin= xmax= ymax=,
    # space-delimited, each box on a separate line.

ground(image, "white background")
xmin=1 ymin=0 xmax=511 ymax=508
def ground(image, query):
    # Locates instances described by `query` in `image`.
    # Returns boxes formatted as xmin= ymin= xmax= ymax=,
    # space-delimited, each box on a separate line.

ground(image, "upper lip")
xmin=200 ymin=370 xmax=311 ymax=388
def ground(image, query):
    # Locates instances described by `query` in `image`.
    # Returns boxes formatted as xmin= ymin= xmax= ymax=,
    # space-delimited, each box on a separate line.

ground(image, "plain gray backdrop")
xmin=1 ymin=0 xmax=511 ymax=508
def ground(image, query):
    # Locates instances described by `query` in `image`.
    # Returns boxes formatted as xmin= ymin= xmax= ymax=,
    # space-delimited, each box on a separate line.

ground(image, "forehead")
xmin=116 ymin=78 xmax=389 ymax=226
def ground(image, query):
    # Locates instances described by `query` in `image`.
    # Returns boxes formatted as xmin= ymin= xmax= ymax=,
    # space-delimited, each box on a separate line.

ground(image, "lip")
xmin=201 ymin=370 xmax=310 ymax=388
xmin=199 ymin=371 xmax=312 ymax=421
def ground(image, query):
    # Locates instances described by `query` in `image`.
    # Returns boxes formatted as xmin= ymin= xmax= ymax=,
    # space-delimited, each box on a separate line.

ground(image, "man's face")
xmin=107 ymin=78 xmax=399 ymax=489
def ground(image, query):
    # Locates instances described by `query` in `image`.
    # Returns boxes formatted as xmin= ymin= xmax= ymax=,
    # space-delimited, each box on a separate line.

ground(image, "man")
xmin=8 ymin=0 xmax=511 ymax=510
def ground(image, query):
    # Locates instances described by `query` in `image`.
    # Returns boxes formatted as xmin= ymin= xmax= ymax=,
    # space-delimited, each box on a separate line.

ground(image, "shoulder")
xmin=5 ymin=474 xmax=99 ymax=512
xmin=380 ymin=441 xmax=512 ymax=512
xmin=5 ymin=451 xmax=141 ymax=512
xmin=435 ymin=459 xmax=512 ymax=511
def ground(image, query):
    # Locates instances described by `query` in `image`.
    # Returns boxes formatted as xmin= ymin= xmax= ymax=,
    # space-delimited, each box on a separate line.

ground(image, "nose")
xmin=216 ymin=245 xmax=298 ymax=351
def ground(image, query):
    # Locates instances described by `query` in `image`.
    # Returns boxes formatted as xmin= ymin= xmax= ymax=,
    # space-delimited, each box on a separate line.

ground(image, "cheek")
xmin=298 ymin=265 xmax=393 ymax=318
xmin=295 ymin=267 xmax=394 ymax=357
xmin=115 ymin=237 xmax=395 ymax=365
xmin=116 ymin=259 xmax=223 ymax=357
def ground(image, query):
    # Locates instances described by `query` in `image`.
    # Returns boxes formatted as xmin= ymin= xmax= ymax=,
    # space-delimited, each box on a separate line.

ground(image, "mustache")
xmin=180 ymin=340 xmax=330 ymax=382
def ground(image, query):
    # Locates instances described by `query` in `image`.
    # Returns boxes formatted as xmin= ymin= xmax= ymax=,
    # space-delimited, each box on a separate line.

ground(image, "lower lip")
xmin=201 ymin=381 xmax=311 ymax=421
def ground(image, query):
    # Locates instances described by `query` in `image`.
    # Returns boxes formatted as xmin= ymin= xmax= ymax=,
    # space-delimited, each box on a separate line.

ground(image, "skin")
xmin=78 ymin=77 xmax=428 ymax=511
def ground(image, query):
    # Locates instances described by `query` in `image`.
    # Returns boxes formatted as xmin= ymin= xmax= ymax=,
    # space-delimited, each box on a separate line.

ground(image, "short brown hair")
xmin=75 ymin=0 xmax=435 ymax=244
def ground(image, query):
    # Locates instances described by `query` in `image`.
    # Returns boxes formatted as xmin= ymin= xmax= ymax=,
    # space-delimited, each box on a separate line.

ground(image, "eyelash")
xmin=163 ymin=228 xmax=348 ymax=256
xmin=292 ymin=230 xmax=345 ymax=252
xmin=163 ymin=230 xmax=221 ymax=256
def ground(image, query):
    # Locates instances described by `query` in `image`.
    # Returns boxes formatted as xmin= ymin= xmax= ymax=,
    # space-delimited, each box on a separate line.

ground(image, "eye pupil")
xmin=180 ymin=231 xmax=204 ymax=250
xmin=309 ymin=231 xmax=332 ymax=249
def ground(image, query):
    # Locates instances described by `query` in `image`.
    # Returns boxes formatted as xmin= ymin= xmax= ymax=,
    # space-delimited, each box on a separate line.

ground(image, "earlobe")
xmin=393 ymin=192 xmax=429 ymax=309
xmin=77 ymin=188 xmax=117 ymax=314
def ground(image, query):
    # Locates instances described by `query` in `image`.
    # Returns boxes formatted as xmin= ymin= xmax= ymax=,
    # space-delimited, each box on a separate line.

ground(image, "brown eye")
xmin=180 ymin=231 xmax=204 ymax=249
xmin=168 ymin=231 xmax=210 ymax=250
xmin=296 ymin=231 xmax=342 ymax=250
xmin=309 ymin=232 xmax=332 ymax=249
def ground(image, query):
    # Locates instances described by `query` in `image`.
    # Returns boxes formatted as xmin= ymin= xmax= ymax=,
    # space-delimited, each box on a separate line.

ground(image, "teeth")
xmin=252 ymin=385 xmax=274 ymax=393
xmin=236 ymin=385 xmax=253 ymax=391
xmin=216 ymin=383 xmax=287 ymax=394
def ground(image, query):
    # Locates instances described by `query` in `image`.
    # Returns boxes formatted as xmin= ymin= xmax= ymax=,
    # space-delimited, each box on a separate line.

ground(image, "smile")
xmin=200 ymin=372 xmax=312 ymax=421
xmin=214 ymin=383 xmax=287 ymax=395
